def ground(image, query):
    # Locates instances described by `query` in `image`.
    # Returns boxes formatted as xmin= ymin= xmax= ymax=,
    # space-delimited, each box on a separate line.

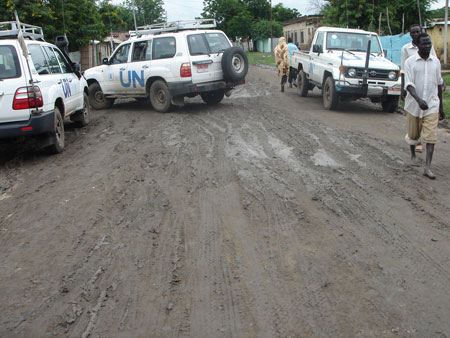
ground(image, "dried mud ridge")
xmin=1 ymin=66 xmax=450 ymax=337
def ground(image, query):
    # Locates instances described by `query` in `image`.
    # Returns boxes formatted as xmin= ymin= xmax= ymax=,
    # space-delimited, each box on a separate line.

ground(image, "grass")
xmin=245 ymin=52 xmax=275 ymax=67
xmin=443 ymin=91 xmax=450 ymax=119
xmin=443 ymin=73 xmax=450 ymax=87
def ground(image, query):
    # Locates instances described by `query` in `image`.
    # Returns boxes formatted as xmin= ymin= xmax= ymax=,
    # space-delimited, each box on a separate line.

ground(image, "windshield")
xmin=326 ymin=32 xmax=382 ymax=54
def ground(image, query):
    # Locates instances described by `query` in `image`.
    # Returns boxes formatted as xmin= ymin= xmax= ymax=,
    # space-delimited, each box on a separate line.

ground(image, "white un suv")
xmin=0 ymin=21 xmax=90 ymax=153
xmin=84 ymin=19 xmax=248 ymax=113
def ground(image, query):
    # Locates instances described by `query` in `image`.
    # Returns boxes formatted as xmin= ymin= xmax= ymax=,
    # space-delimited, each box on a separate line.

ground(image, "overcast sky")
xmin=115 ymin=0 xmax=449 ymax=23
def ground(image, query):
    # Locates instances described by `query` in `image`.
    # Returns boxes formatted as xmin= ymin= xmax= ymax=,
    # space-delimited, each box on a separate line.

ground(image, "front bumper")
xmin=335 ymin=79 xmax=401 ymax=97
xmin=0 ymin=110 xmax=54 ymax=139
xmin=168 ymin=79 xmax=245 ymax=97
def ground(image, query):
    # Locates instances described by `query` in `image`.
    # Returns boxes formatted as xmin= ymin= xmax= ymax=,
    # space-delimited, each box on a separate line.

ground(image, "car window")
xmin=52 ymin=47 xmax=72 ymax=73
xmin=0 ymin=45 xmax=21 ymax=79
xmin=29 ymin=44 xmax=51 ymax=75
xmin=205 ymin=33 xmax=230 ymax=53
xmin=187 ymin=34 xmax=209 ymax=56
xmin=153 ymin=37 xmax=176 ymax=60
xmin=316 ymin=32 xmax=324 ymax=49
xmin=132 ymin=40 xmax=152 ymax=62
xmin=110 ymin=43 xmax=131 ymax=64
xmin=43 ymin=46 xmax=62 ymax=74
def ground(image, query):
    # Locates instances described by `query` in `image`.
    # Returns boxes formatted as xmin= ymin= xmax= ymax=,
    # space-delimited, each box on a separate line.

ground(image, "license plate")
xmin=388 ymin=87 xmax=401 ymax=95
xmin=197 ymin=64 xmax=209 ymax=73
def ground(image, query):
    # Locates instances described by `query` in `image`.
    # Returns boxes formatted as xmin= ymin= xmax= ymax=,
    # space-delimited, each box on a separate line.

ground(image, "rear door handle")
xmin=142 ymin=65 xmax=149 ymax=69
xmin=69 ymin=79 xmax=73 ymax=82
xmin=57 ymin=80 xmax=62 ymax=84
xmin=120 ymin=67 xmax=126 ymax=71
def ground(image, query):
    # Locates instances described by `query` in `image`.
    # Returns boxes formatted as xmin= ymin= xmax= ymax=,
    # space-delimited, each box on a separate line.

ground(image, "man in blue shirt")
xmin=287 ymin=37 xmax=299 ymax=88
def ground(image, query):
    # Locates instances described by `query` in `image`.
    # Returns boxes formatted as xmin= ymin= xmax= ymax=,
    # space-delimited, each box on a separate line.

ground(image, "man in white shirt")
xmin=401 ymin=24 xmax=440 ymax=153
xmin=404 ymin=33 xmax=444 ymax=179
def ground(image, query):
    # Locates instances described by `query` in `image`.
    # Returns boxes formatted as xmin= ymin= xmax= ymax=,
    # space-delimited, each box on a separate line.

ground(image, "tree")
xmin=322 ymin=0 xmax=436 ymax=35
xmin=272 ymin=3 xmax=301 ymax=22
xmin=0 ymin=0 xmax=106 ymax=50
xmin=250 ymin=19 xmax=282 ymax=40
xmin=125 ymin=0 xmax=166 ymax=26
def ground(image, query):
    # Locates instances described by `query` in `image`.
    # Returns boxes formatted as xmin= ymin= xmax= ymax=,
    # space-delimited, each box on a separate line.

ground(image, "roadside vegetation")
xmin=246 ymin=52 xmax=275 ymax=67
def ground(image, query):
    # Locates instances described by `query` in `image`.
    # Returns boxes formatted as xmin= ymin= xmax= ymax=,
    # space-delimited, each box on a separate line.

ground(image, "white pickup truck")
xmin=292 ymin=26 xmax=401 ymax=112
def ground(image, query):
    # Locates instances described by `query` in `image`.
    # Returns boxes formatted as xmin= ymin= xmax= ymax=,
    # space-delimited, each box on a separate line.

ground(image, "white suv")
xmin=0 ymin=21 xmax=90 ymax=153
xmin=84 ymin=19 xmax=248 ymax=113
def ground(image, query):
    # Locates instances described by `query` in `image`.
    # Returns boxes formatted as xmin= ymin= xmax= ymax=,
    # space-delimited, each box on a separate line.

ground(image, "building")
xmin=425 ymin=20 xmax=450 ymax=64
xmin=79 ymin=32 xmax=129 ymax=71
xmin=282 ymin=15 xmax=323 ymax=50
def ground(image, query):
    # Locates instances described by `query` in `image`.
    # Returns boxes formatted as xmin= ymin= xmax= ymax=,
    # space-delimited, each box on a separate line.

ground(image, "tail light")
xmin=13 ymin=86 xmax=44 ymax=110
xmin=180 ymin=63 xmax=191 ymax=77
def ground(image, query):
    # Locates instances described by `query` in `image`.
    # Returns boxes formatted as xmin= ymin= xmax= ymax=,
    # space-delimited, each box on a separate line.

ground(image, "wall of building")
xmin=282 ymin=16 xmax=322 ymax=51
xmin=426 ymin=25 xmax=450 ymax=64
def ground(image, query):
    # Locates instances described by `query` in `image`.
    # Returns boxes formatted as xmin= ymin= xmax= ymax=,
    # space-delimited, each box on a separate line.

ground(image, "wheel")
xmin=297 ymin=69 xmax=309 ymax=97
xmin=150 ymin=80 xmax=171 ymax=113
xmin=221 ymin=47 xmax=249 ymax=81
xmin=201 ymin=90 xmax=225 ymax=105
xmin=47 ymin=107 xmax=65 ymax=154
xmin=89 ymin=82 xmax=114 ymax=110
xmin=381 ymin=95 xmax=399 ymax=113
xmin=71 ymin=92 xmax=90 ymax=127
xmin=323 ymin=76 xmax=339 ymax=110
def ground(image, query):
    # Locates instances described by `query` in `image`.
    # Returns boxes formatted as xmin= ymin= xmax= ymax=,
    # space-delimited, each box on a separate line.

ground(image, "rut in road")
xmin=0 ymin=66 xmax=449 ymax=337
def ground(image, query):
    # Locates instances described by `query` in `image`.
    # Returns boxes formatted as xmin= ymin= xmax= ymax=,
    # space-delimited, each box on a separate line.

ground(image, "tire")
xmin=381 ymin=95 xmax=399 ymax=113
xmin=201 ymin=90 xmax=225 ymax=105
xmin=71 ymin=92 xmax=90 ymax=127
xmin=47 ymin=107 xmax=65 ymax=154
xmin=89 ymin=82 xmax=114 ymax=110
xmin=297 ymin=69 xmax=309 ymax=97
xmin=221 ymin=47 xmax=249 ymax=81
xmin=150 ymin=80 xmax=171 ymax=113
xmin=323 ymin=76 xmax=339 ymax=110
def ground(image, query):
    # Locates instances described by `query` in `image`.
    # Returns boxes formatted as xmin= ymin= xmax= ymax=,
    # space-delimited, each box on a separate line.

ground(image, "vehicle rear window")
xmin=29 ymin=44 xmax=51 ymax=75
xmin=0 ymin=45 xmax=21 ymax=79
xmin=205 ymin=33 xmax=230 ymax=53
xmin=153 ymin=37 xmax=176 ymax=60
xmin=187 ymin=34 xmax=209 ymax=56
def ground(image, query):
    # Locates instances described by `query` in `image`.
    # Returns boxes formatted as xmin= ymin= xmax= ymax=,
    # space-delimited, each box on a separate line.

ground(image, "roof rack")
xmin=0 ymin=21 xmax=45 ymax=41
xmin=129 ymin=18 xmax=217 ymax=38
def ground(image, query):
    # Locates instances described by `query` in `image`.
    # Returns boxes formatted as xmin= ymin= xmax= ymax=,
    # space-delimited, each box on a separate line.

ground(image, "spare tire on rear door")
xmin=221 ymin=47 xmax=248 ymax=81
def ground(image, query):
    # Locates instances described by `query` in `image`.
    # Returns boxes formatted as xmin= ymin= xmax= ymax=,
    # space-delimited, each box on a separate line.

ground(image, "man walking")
xmin=287 ymin=37 xmax=299 ymax=88
xmin=404 ymin=33 xmax=444 ymax=179
xmin=401 ymin=24 xmax=441 ymax=152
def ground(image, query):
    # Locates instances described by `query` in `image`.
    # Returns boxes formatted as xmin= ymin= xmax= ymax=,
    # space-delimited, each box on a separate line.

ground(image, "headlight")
xmin=347 ymin=68 xmax=357 ymax=77
xmin=388 ymin=71 xmax=397 ymax=80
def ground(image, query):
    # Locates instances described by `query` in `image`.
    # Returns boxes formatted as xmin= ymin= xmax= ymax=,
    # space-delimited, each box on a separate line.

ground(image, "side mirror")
xmin=102 ymin=58 xmax=109 ymax=65
xmin=383 ymin=49 xmax=387 ymax=57
xmin=312 ymin=44 xmax=322 ymax=54
xmin=73 ymin=63 xmax=81 ymax=72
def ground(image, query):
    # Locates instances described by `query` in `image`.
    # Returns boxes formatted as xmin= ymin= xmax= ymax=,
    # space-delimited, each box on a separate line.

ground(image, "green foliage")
xmin=272 ymin=3 xmax=300 ymax=22
xmin=0 ymin=0 xmax=165 ymax=50
xmin=322 ymin=0 xmax=435 ymax=34
xmin=428 ymin=7 xmax=445 ymax=19
xmin=202 ymin=0 xmax=297 ymax=40
xmin=250 ymin=20 xmax=282 ymax=40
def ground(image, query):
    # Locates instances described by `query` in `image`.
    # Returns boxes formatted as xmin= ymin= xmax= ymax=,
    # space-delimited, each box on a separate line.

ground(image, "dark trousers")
xmin=289 ymin=67 xmax=297 ymax=84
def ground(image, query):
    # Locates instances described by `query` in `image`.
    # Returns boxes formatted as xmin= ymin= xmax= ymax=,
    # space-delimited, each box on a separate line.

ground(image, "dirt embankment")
xmin=1 ymin=65 xmax=450 ymax=337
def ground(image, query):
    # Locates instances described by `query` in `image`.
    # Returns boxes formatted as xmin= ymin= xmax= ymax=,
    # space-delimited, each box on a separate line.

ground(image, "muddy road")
xmin=1 ymin=66 xmax=450 ymax=337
